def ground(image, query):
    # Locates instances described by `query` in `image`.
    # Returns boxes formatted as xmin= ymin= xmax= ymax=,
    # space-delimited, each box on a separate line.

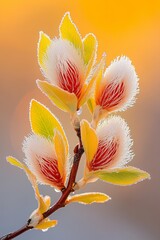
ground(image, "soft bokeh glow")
xmin=1 ymin=1 xmax=160 ymax=240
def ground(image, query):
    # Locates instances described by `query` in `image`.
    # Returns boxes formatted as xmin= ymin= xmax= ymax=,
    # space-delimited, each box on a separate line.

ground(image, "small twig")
xmin=0 ymin=225 xmax=33 ymax=240
xmin=0 ymin=127 xmax=84 ymax=240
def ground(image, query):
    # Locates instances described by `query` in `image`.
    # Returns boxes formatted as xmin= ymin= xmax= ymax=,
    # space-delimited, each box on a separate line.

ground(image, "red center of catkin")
xmin=58 ymin=60 xmax=82 ymax=98
xmin=97 ymin=81 xmax=125 ymax=110
xmin=90 ymin=139 xmax=119 ymax=171
xmin=38 ymin=157 xmax=62 ymax=185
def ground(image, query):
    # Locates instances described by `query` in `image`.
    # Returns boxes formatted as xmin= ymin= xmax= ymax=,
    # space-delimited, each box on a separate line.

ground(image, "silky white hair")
xmin=103 ymin=56 xmax=139 ymax=112
xmin=23 ymin=134 xmax=58 ymax=187
xmin=97 ymin=116 xmax=134 ymax=169
xmin=43 ymin=38 xmax=85 ymax=85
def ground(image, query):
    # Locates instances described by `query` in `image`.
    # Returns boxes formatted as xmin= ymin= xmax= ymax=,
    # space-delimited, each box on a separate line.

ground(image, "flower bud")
xmin=95 ymin=56 xmax=139 ymax=113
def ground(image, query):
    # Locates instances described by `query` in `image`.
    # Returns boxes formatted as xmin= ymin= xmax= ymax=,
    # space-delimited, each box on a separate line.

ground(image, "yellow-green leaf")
xmin=7 ymin=156 xmax=24 ymax=169
xmin=66 ymin=192 xmax=110 ymax=205
xmin=59 ymin=12 xmax=82 ymax=52
xmin=36 ymin=219 xmax=57 ymax=230
xmin=80 ymin=120 xmax=98 ymax=164
xmin=30 ymin=99 xmax=66 ymax=141
xmin=43 ymin=196 xmax=51 ymax=210
xmin=83 ymin=33 xmax=97 ymax=75
xmin=7 ymin=156 xmax=40 ymax=203
xmin=38 ymin=195 xmax=51 ymax=214
xmin=7 ymin=156 xmax=51 ymax=214
xmin=37 ymin=80 xmax=77 ymax=113
xmin=95 ymin=55 xmax=106 ymax=101
xmin=54 ymin=130 xmax=67 ymax=180
xmin=87 ymin=97 xmax=96 ymax=114
xmin=95 ymin=166 xmax=150 ymax=186
xmin=6 ymin=156 xmax=36 ymax=187
xmin=78 ymin=56 xmax=106 ymax=108
xmin=38 ymin=31 xmax=51 ymax=72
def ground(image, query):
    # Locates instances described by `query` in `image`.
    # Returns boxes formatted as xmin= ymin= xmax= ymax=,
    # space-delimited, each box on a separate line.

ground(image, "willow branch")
xmin=0 ymin=127 xmax=84 ymax=240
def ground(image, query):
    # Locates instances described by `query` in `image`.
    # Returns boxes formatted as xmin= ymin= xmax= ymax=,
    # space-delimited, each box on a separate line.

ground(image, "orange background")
xmin=0 ymin=1 xmax=160 ymax=239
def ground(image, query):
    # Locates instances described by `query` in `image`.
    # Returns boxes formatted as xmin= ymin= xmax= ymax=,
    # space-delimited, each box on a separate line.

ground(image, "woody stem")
xmin=43 ymin=127 xmax=84 ymax=218
xmin=0 ymin=127 xmax=84 ymax=240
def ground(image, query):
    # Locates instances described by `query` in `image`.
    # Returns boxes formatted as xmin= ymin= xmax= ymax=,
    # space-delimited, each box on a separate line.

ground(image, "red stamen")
xmin=38 ymin=157 xmax=63 ymax=186
xmin=58 ymin=60 xmax=82 ymax=98
xmin=90 ymin=139 xmax=119 ymax=171
xmin=97 ymin=81 xmax=125 ymax=110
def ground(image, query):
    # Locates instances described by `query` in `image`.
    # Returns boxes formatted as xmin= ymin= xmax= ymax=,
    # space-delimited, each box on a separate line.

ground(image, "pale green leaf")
xmin=95 ymin=166 xmax=150 ymax=186
xmin=30 ymin=99 xmax=67 ymax=143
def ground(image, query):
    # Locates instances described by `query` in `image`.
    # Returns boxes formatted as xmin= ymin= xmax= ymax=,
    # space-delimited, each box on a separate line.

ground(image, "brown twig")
xmin=0 ymin=225 xmax=33 ymax=240
xmin=0 ymin=127 xmax=84 ymax=240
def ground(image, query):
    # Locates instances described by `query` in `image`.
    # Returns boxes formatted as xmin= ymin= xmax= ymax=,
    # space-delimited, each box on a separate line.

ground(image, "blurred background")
xmin=0 ymin=0 xmax=160 ymax=239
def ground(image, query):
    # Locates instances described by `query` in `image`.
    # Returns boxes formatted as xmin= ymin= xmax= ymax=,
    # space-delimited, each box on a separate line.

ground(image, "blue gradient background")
xmin=0 ymin=1 xmax=160 ymax=240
